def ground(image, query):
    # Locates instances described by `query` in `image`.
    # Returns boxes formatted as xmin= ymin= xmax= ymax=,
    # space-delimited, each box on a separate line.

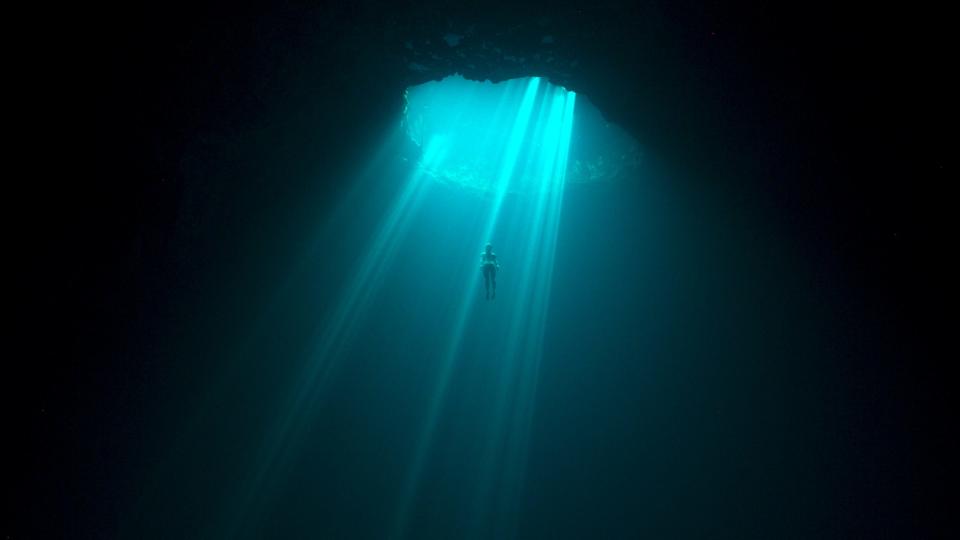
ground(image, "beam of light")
xmin=391 ymin=80 xmax=576 ymax=539
xmin=388 ymin=76 xmax=543 ymax=538
xmin=466 ymin=88 xmax=569 ymax=524
xmin=480 ymin=77 xmax=541 ymax=241
xmin=221 ymin=133 xmax=453 ymax=538
xmin=167 ymin=127 xmax=416 ymax=535
xmin=219 ymin=75 xmax=577 ymax=539
xmin=494 ymin=91 xmax=576 ymax=534
xmin=459 ymin=89 xmax=576 ymax=537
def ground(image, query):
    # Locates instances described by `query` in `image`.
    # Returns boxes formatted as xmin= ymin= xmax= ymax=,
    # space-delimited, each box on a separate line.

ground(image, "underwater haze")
xmin=109 ymin=74 xmax=879 ymax=539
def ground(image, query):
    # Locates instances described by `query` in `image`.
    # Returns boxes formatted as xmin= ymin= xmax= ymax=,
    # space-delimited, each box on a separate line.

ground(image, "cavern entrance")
xmin=403 ymin=74 xmax=641 ymax=193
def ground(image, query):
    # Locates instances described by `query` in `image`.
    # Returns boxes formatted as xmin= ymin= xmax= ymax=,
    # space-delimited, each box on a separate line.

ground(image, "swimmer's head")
xmin=485 ymin=243 xmax=493 ymax=253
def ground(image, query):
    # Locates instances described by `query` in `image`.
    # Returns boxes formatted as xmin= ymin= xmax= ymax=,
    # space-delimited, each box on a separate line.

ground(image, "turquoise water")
xmin=129 ymin=76 xmax=846 ymax=539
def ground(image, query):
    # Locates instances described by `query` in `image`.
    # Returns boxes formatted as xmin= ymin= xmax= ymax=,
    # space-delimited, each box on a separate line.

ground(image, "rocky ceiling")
xmin=82 ymin=0 xmax=946 ymax=203
xmin=93 ymin=1 xmax=863 ymax=176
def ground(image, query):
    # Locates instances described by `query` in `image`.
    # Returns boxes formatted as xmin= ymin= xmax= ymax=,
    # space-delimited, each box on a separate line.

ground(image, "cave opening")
xmin=403 ymin=74 xmax=641 ymax=193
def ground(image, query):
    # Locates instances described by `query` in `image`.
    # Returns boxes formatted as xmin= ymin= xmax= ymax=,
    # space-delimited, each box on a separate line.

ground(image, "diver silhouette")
xmin=481 ymin=243 xmax=499 ymax=300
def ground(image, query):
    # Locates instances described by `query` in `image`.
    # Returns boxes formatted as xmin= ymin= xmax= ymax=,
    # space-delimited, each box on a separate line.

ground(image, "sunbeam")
xmin=225 ymin=75 xmax=578 ymax=538
xmin=391 ymin=78 xmax=576 ymax=539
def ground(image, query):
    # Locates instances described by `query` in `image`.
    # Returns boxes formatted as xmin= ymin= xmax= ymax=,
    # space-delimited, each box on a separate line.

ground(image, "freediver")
xmin=481 ymin=243 xmax=499 ymax=300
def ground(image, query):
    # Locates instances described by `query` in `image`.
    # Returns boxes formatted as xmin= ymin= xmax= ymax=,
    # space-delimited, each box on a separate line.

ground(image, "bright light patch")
xmin=404 ymin=74 xmax=639 ymax=191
